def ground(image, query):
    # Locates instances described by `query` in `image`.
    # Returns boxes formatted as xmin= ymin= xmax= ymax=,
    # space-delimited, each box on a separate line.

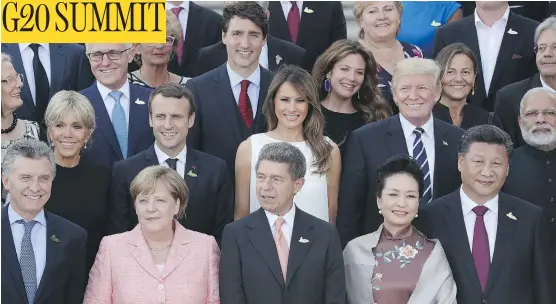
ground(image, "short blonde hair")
xmin=354 ymin=1 xmax=403 ymax=39
xmin=1 ymin=52 xmax=12 ymax=63
xmin=134 ymin=11 xmax=182 ymax=67
xmin=130 ymin=165 xmax=189 ymax=219
xmin=391 ymin=58 xmax=441 ymax=93
xmin=44 ymin=90 xmax=96 ymax=136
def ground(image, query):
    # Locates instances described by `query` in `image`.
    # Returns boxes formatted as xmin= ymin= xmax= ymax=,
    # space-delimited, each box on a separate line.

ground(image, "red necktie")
xmin=287 ymin=1 xmax=301 ymax=43
xmin=171 ymin=7 xmax=185 ymax=65
xmin=472 ymin=206 xmax=490 ymax=293
xmin=239 ymin=80 xmax=254 ymax=128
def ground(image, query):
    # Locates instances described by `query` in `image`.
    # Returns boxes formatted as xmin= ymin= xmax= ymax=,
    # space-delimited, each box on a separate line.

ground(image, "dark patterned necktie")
xmin=16 ymin=219 xmax=38 ymax=304
xmin=412 ymin=128 xmax=432 ymax=204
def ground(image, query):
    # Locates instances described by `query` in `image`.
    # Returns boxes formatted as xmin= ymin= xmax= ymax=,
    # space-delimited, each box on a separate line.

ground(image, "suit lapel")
xmin=297 ymin=2 xmax=318 ymax=44
xmin=269 ymin=2 xmax=292 ymax=42
xmin=489 ymin=13 xmax=520 ymax=96
xmin=484 ymin=194 xmax=517 ymax=295
xmin=161 ymin=224 xmax=191 ymax=279
xmin=246 ymin=209 xmax=285 ymax=288
xmin=254 ymin=69 xmax=271 ymax=133
xmin=128 ymin=226 xmax=163 ymax=281
xmin=182 ymin=4 xmax=202 ymax=68
xmin=443 ymin=192 xmax=483 ymax=293
xmin=432 ymin=119 xmax=451 ymax=198
xmin=285 ymin=209 xmax=315 ymax=288
xmin=184 ymin=149 xmax=199 ymax=196
xmin=461 ymin=17 xmax=486 ymax=102
xmin=4 ymin=44 xmax=36 ymax=119
xmin=385 ymin=115 xmax=409 ymax=156
xmin=214 ymin=66 xmax=245 ymax=144
xmin=35 ymin=211 xmax=63 ymax=304
xmin=267 ymin=37 xmax=278 ymax=72
xmin=88 ymin=84 xmax=123 ymax=159
xmin=127 ymin=85 xmax=146 ymax=156
xmin=49 ymin=44 xmax=65 ymax=93
xmin=1 ymin=207 xmax=27 ymax=302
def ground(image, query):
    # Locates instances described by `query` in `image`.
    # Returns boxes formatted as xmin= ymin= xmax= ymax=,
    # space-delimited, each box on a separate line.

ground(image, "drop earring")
xmin=415 ymin=213 xmax=418 ymax=218
xmin=324 ymin=78 xmax=332 ymax=92
xmin=378 ymin=209 xmax=382 ymax=215
xmin=357 ymin=90 xmax=360 ymax=99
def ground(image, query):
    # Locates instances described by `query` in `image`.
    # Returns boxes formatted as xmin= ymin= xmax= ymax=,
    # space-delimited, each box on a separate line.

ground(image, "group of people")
xmin=1 ymin=1 xmax=556 ymax=304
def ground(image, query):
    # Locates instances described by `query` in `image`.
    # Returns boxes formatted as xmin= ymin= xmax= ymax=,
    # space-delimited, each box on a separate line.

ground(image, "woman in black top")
xmin=433 ymin=43 xmax=502 ymax=129
xmin=44 ymin=90 xmax=111 ymax=271
xmin=312 ymin=39 xmax=392 ymax=150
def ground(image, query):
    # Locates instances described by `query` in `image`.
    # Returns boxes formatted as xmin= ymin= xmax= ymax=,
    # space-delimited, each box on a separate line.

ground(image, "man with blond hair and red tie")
xmin=219 ymin=142 xmax=345 ymax=304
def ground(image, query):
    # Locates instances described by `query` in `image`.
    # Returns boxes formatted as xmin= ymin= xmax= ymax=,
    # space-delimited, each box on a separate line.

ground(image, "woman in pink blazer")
xmin=84 ymin=166 xmax=220 ymax=304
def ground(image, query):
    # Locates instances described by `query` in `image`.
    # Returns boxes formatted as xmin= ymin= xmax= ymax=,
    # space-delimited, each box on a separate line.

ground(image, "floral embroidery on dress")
xmin=374 ymin=240 xmax=424 ymax=268
xmin=371 ymin=272 xmax=383 ymax=290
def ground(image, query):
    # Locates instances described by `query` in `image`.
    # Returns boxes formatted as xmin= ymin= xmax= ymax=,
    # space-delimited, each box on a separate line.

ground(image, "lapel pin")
xmin=507 ymin=29 xmax=518 ymax=35
xmin=135 ymin=98 xmax=145 ymax=105
xmin=187 ymin=170 xmax=198 ymax=177
xmin=303 ymin=7 xmax=314 ymax=14
xmin=50 ymin=235 xmax=60 ymax=243
xmin=431 ymin=20 xmax=441 ymax=27
xmin=442 ymin=141 xmax=448 ymax=146
xmin=298 ymin=237 xmax=309 ymax=243
xmin=275 ymin=55 xmax=282 ymax=65
xmin=506 ymin=212 xmax=517 ymax=220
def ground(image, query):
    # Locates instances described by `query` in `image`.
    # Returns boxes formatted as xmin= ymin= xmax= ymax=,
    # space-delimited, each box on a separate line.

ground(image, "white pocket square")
xmin=506 ymin=212 xmax=517 ymax=220
xmin=135 ymin=99 xmax=145 ymax=105
xmin=298 ymin=237 xmax=310 ymax=243
xmin=507 ymin=29 xmax=518 ymax=35
xmin=303 ymin=7 xmax=314 ymax=14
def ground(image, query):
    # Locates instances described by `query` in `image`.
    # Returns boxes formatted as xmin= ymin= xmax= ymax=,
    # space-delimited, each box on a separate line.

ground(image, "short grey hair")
xmin=85 ymin=43 xmax=133 ymax=52
xmin=534 ymin=16 xmax=556 ymax=45
xmin=520 ymin=87 xmax=556 ymax=113
xmin=255 ymin=142 xmax=306 ymax=180
xmin=458 ymin=125 xmax=513 ymax=157
xmin=2 ymin=139 xmax=56 ymax=177
xmin=391 ymin=58 xmax=441 ymax=92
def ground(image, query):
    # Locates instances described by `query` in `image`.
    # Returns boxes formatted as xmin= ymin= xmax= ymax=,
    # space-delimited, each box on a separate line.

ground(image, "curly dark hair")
xmin=222 ymin=1 xmax=268 ymax=38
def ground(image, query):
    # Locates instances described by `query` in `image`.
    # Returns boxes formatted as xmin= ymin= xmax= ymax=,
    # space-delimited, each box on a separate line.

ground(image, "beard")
xmin=520 ymin=123 xmax=556 ymax=151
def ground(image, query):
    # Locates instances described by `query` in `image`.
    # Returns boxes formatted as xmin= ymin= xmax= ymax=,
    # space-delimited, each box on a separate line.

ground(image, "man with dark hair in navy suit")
xmin=80 ymin=43 xmax=154 ymax=169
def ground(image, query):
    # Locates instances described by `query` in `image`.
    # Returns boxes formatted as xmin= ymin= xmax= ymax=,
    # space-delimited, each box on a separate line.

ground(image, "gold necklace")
xmin=149 ymin=243 xmax=172 ymax=252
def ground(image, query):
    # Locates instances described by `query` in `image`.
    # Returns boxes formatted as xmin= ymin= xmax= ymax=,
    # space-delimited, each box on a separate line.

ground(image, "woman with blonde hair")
xmin=354 ymin=1 xmax=423 ymax=112
xmin=235 ymin=65 xmax=341 ymax=223
xmin=128 ymin=11 xmax=189 ymax=88
xmin=312 ymin=39 xmax=391 ymax=149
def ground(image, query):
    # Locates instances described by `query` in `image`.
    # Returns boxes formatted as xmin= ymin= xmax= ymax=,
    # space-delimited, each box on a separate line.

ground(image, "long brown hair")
xmin=312 ymin=39 xmax=392 ymax=123
xmin=263 ymin=65 xmax=332 ymax=175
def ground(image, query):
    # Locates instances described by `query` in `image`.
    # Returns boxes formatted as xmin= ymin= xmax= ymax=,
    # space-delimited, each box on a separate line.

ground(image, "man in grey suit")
xmin=219 ymin=142 xmax=345 ymax=304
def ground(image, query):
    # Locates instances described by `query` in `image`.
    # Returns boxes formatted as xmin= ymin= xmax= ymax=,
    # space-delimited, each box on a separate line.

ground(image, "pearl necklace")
xmin=149 ymin=243 xmax=172 ymax=251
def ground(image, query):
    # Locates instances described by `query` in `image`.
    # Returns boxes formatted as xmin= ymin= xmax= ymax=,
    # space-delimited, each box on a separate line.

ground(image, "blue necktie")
xmin=17 ymin=220 xmax=37 ymax=304
xmin=412 ymin=128 xmax=432 ymax=204
xmin=109 ymin=91 xmax=128 ymax=158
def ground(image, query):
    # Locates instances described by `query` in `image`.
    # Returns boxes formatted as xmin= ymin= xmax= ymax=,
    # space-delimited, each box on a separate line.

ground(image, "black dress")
xmin=321 ymin=106 xmax=366 ymax=152
xmin=46 ymin=156 xmax=111 ymax=271
xmin=433 ymin=102 xmax=503 ymax=130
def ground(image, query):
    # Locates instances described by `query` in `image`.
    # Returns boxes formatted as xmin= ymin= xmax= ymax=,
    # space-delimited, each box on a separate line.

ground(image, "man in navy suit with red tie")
xmin=185 ymin=2 xmax=274 ymax=180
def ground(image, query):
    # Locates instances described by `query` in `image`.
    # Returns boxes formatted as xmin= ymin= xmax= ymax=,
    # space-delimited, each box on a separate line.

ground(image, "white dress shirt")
xmin=18 ymin=43 xmax=52 ymax=104
xmin=460 ymin=186 xmax=498 ymax=261
xmin=260 ymin=43 xmax=269 ymax=70
xmin=154 ymin=142 xmax=187 ymax=177
xmin=265 ymin=205 xmax=296 ymax=248
xmin=399 ymin=114 xmax=436 ymax=192
xmin=281 ymin=1 xmax=303 ymax=20
xmin=8 ymin=204 xmax=47 ymax=285
xmin=540 ymin=76 xmax=556 ymax=93
xmin=227 ymin=63 xmax=261 ymax=118
xmin=166 ymin=1 xmax=189 ymax=39
xmin=475 ymin=7 xmax=510 ymax=95
xmin=96 ymin=80 xmax=131 ymax=126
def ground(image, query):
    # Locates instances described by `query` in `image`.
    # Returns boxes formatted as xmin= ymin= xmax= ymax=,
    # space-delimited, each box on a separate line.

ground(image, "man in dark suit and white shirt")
xmin=109 ymin=83 xmax=234 ymax=245
xmin=420 ymin=125 xmax=556 ymax=304
xmin=185 ymin=1 xmax=275 ymax=180
xmin=336 ymin=58 xmax=464 ymax=247
xmin=194 ymin=1 xmax=306 ymax=76
xmin=495 ymin=16 xmax=556 ymax=148
xmin=503 ymin=88 xmax=556 ymax=256
xmin=1 ymin=139 xmax=87 ymax=304
xmin=433 ymin=1 xmax=539 ymax=112
xmin=219 ymin=142 xmax=345 ymax=304
xmin=268 ymin=1 xmax=346 ymax=70
xmin=80 ymin=44 xmax=154 ymax=169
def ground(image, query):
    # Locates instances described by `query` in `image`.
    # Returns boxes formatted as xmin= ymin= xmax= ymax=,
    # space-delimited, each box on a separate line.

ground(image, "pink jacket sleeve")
xmin=207 ymin=237 xmax=221 ymax=304
xmin=83 ymin=238 xmax=113 ymax=304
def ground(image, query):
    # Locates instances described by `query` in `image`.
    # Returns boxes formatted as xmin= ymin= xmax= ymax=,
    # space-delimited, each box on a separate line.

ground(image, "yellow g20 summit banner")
xmin=1 ymin=0 xmax=167 ymax=43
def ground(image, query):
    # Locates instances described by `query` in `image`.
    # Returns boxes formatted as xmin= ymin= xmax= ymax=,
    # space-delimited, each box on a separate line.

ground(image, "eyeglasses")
xmin=534 ymin=44 xmax=556 ymax=54
xmin=144 ymin=36 xmax=176 ymax=48
xmin=86 ymin=48 xmax=131 ymax=62
xmin=1 ymin=73 xmax=24 ymax=86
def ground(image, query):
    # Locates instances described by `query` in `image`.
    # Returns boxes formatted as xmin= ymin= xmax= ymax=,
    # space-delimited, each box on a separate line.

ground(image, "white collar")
xmin=96 ymin=80 xmax=131 ymax=102
xmin=399 ymin=113 xmax=435 ymax=140
xmin=474 ymin=6 xmax=510 ymax=27
xmin=18 ymin=43 xmax=50 ymax=53
xmin=460 ymin=186 xmax=499 ymax=216
xmin=540 ymin=76 xmax=556 ymax=93
xmin=166 ymin=1 xmax=189 ymax=12
xmin=265 ymin=204 xmax=296 ymax=229
xmin=226 ymin=63 xmax=261 ymax=89
xmin=8 ymin=203 xmax=47 ymax=227
xmin=154 ymin=142 xmax=187 ymax=164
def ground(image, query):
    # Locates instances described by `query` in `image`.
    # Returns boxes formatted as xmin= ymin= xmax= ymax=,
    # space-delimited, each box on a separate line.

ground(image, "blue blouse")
xmin=397 ymin=1 xmax=461 ymax=58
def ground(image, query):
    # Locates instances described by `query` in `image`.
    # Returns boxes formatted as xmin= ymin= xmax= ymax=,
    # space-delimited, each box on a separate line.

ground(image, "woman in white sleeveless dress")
xmin=235 ymin=65 xmax=341 ymax=223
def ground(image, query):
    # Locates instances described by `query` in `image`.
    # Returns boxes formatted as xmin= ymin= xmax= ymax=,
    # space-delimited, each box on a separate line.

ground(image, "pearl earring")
xmin=415 ymin=214 xmax=418 ymax=218
xmin=378 ymin=210 xmax=382 ymax=215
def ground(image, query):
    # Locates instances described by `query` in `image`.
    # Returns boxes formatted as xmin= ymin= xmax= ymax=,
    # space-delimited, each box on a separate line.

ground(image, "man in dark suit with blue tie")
xmin=109 ymin=83 xmax=234 ymax=245
xmin=80 ymin=44 xmax=154 ymax=169
xmin=219 ymin=142 xmax=345 ymax=304
xmin=1 ymin=139 xmax=87 ymax=304
xmin=1 ymin=43 xmax=94 ymax=136
xmin=336 ymin=58 xmax=464 ymax=248
xmin=185 ymin=2 xmax=275 ymax=180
